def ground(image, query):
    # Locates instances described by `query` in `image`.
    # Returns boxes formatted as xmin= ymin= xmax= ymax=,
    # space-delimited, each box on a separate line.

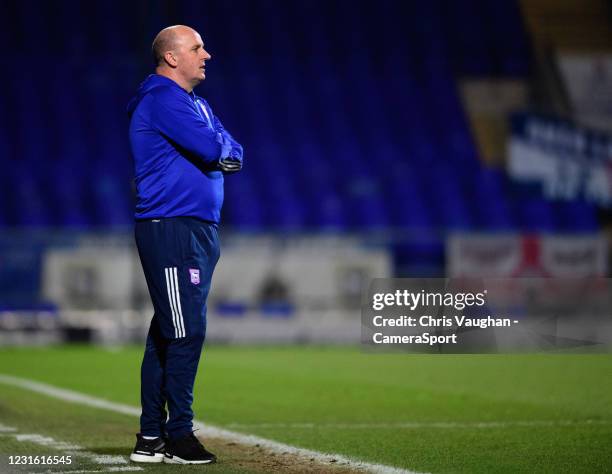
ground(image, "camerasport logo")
xmin=189 ymin=268 xmax=200 ymax=285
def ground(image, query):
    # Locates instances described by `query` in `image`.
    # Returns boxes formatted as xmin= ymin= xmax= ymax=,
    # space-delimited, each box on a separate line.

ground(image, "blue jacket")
xmin=127 ymin=74 xmax=243 ymax=224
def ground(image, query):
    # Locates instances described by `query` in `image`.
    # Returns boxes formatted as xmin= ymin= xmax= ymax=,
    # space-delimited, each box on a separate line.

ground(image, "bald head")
xmin=152 ymin=25 xmax=198 ymax=66
xmin=151 ymin=25 xmax=212 ymax=92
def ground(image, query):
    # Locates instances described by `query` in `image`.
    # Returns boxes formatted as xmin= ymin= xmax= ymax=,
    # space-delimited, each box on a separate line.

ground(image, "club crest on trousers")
xmin=189 ymin=268 xmax=200 ymax=285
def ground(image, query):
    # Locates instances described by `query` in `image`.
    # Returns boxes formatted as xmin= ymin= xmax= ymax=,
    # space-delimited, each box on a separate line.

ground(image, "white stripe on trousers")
xmin=172 ymin=267 xmax=186 ymax=337
xmin=164 ymin=267 xmax=185 ymax=338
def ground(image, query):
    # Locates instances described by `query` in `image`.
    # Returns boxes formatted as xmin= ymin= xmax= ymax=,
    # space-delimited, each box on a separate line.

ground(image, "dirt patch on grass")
xmin=203 ymin=436 xmax=362 ymax=473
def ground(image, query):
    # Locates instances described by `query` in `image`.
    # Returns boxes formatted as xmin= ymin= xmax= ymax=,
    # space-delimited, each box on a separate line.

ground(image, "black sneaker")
xmin=129 ymin=433 xmax=165 ymax=463
xmin=164 ymin=432 xmax=217 ymax=464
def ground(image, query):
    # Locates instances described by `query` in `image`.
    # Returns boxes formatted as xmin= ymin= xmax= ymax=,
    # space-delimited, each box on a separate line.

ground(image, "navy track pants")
xmin=134 ymin=216 xmax=220 ymax=440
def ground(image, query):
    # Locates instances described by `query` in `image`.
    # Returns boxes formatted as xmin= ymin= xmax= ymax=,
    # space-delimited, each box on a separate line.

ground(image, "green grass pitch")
xmin=0 ymin=345 xmax=610 ymax=473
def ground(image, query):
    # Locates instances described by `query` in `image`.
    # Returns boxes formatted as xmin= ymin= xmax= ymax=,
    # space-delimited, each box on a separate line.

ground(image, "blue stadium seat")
xmin=0 ymin=0 xmax=591 ymax=241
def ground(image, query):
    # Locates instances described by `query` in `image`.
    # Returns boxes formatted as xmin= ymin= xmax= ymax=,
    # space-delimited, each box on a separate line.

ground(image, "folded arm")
xmin=151 ymin=90 xmax=230 ymax=165
xmin=213 ymin=114 xmax=244 ymax=174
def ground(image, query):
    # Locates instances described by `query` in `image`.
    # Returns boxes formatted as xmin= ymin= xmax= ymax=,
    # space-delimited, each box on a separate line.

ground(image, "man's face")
xmin=174 ymin=30 xmax=211 ymax=86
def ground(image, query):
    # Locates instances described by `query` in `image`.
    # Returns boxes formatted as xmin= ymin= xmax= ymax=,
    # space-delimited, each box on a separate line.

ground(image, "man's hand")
xmin=218 ymin=157 xmax=242 ymax=173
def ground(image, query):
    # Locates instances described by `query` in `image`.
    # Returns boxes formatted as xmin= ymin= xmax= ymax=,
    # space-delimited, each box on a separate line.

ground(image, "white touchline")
xmin=33 ymin=471 xmax=104 ymax=474
xmin=0 ymin=374 xmax=421 ymax=474
xmin=32 ymin=469 xmax=143 ymax=474
xmin=0 ymin=423 xmax=142 ymax=473
xmin=15 ymin=433 xmax=82 ymax=451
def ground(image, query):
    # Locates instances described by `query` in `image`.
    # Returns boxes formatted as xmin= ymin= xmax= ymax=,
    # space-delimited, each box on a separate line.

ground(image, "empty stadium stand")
xmin=0 ymin=0 xmax=601 ymax=238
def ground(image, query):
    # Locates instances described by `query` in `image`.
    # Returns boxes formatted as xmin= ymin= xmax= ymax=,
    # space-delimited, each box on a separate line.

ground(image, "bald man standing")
xmin=127 ymin=25 xmax=243 ymax=465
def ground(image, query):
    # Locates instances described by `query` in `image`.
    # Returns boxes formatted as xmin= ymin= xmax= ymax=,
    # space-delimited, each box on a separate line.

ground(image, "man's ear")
xmin=163 ymin=51 xmax=178 ymax=68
